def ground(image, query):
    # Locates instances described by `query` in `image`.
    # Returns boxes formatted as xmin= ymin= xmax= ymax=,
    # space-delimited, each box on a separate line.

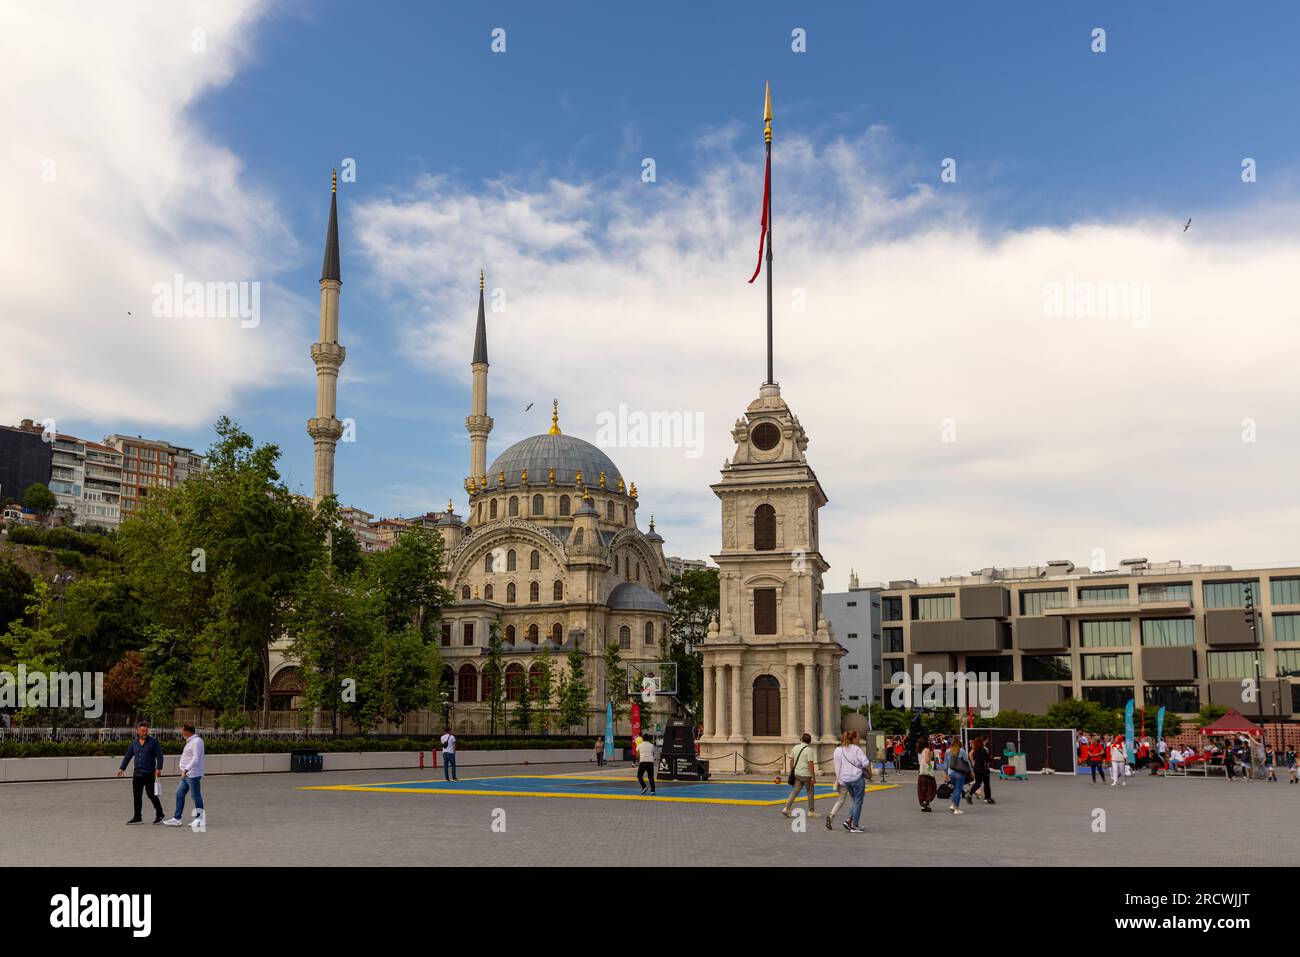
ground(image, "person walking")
xmin=116 ymin=720 xmax=165 ymax=825
xmin=163 ymin=724 xmax=205 ymax=830
xmin=636 ymin=733 xmax=657 ymax=795
xmin=440 ymin=727 xmax=459 ymax=782
xmin=917 ymin=739 xmax=937 ymax=812
xmin=1265 ymin=747 xmax=1277 ymax=782
xmin=1223 ymin=744 xmax=1236 ymax=781
xmin=944 ymin=738 xmax=973 ymax=815
xmin=1109 ymin=734 xmax=1127 ymax=787
xmin=1288 ymin=749 xmax=1298 ymax=783
xmin=782 ymin=732 xmax=818 ymax=819
xmin=1087 ymin=736 xmax=1106 ymax=785
xmin=594 ymin=736 xmax=605 ymax=767
xmin=966 ymin=735 xmax=996 ymax=805
xmin=825 ymin=730 xmax=868 ymax=832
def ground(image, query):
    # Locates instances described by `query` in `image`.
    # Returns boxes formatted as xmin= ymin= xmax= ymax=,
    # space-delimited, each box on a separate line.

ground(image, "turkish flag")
xmin=747 ymin=149 xmax=770 ymax=284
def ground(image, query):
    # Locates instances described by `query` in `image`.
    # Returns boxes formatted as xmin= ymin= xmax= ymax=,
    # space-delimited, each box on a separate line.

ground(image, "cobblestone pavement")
xmin=2 ymin=764 xmax=1296 ymax=867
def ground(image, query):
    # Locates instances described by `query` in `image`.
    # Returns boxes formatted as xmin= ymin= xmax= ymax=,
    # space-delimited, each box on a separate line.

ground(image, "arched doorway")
xmin=752 ymin=674 xmax=781 ymax=736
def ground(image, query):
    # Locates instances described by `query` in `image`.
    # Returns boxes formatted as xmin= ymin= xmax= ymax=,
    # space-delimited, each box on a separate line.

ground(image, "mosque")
xmin=300 ymin=173 xmax=673 ymax=735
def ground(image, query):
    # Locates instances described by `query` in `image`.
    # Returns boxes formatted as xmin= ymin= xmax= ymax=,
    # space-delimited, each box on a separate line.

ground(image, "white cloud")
xmin=355 ymin=126 xmax=1300 ymax=587
xmin=0 ymin=0 xmax=303 ymax=433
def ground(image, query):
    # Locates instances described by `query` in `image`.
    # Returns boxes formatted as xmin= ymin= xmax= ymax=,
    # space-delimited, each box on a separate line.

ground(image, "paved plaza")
xmin=2 ymin=762 xmax=1296 ymax=867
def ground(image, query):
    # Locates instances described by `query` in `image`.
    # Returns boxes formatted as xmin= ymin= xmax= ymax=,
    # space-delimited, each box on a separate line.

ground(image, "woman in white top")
xmin=825 ymin=730 xmax=869 ymax=833
xmin=917 ymin=742 xmax=937 ymax=812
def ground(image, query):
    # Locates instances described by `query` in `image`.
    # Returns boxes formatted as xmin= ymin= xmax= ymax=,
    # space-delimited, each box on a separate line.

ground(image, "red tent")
xmin=1197 ymin=709 xmax=1262 ymax=736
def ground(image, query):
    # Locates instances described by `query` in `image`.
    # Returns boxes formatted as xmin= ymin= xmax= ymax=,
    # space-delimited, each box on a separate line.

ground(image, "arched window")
xmin=606 ymin=501 xmax=614 ymax=522
xmin=481 ymin=667 xmax=494 ymax=703
xmin=754 ymin=504 xmax=777 ymax=551
xmin=622 ymin=505 xmax=628 ymax=524
xmin=529 ymin=662 xmax=544 ymax=695
xmin=527 ymin=624 xmax=539 ymax=642
xmin=553 ymin=580 xmax=563 ymax=601
xmin=662 ymin=622 xmax=668 ymax=642
xmin=483 ymin=553 xmax=494 ymax=573
xmin=461 ymin=584 xmax=471 ymax=600
xmin=644 ymin=621 xmax=655 ymax=645
xmin=635 ymin=562 xmax=641 ymax=582
xmin=573 ymin=528 xmax=584 ymax=545
xmin=457 ymin=665 xmax=478 ymax=703
xmin=530 ymin=549 xmax=540 ymax=570
xmin=484 ymin=584 xmax=494 ymax=601
xmin=614 ymin=555 xmax=620 ymax=575
xmin=551 ymin=622 xmax=562 ymax=644
xmin=532 ymin=494 xmax=544 ymax=516
xmin=490 ymin=499 xmax=498 ymax=520
xmin=505 ymin=624 xmax=516 ymax=643
xmin=505 ymin=663 xmax=525 ymax=701
xmin=508 ymin=496 xmax=519 ymax=517
xmin=507 ymin=549 xmax=517 ymax=571
xmin=507 ymin=582 xmax=517 ymax=603
xmin=529 ymin=581 xmax=539 ymax=603
xmin=752 ymin=675 xmax=781 ymax=736
xmin=619 ymin=625 xmax=631 ymax=649
xmin=559 ymin=495 xmax=571 ymax=516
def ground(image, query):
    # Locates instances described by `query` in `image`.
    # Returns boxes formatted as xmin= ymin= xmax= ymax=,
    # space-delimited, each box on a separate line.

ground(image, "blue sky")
xmin=8 ymin=1 xmax=1300 ymax=582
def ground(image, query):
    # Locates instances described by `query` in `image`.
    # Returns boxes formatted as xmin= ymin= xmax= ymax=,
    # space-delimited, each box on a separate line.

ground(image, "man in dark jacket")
xmin=116 ymin=720 xmax=165 ymax=824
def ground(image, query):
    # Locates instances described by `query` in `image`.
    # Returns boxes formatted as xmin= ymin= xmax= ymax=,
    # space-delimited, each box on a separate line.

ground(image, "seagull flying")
xmin=1183 ymin=218 xmax=1191 ymax=232
xmin=524 ymin=402 xmax=534 ymax=412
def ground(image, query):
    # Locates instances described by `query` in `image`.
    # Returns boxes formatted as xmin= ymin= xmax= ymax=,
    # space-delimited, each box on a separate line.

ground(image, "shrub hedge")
xmin=0 ymin=736 xmax=630 ymax=759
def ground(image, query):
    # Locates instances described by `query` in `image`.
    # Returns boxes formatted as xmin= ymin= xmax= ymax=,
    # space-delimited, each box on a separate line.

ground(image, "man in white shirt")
xmin=164 ymin=724 xmax=205 ymax=830
xmin=440 ymin=728 xmax=459 ymax=781
xmin=636 ymin=735 xmax=657 ymax=794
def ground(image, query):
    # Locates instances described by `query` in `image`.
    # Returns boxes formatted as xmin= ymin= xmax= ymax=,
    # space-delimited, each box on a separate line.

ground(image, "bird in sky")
xmin=524 ymin=402 xmax=534 ymax=412
xmin=1184 ymin=218 xmax=1192 ymax=232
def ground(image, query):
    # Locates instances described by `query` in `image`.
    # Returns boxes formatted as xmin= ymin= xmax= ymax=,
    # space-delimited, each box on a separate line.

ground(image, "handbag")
xmin=951 ymin=750 xmax=973 ymax=777
xmin=788 ymin=745 xmax=809 ymax=786
xmin=936 ymin=780 xmax=953 ymax=799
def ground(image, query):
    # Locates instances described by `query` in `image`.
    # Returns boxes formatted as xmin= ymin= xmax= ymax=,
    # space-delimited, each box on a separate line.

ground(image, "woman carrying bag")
xmin=945 ymin=739 xmax=973 ymax=815
xmin=917 ymin=741 xmax=937 ymax=813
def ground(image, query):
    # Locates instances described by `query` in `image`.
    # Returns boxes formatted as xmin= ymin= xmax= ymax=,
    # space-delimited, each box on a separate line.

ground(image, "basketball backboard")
xmin=626 ymin=661 xmax=678 ymax=699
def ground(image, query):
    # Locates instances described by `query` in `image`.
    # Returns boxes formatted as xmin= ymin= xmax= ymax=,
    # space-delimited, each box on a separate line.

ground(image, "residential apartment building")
xmin=880 ymin=558 xmax=1300 ymax=718
xmin=823 ymin=577 xmax=882 ymax=708
xmin=48 ymin=433 xmax=123 ymax=530
xmin=666 ymin=556 xmax=711 ymax=580
xmin=102 ymin=435 xmax=207 ymax=517
xmin=0 ymin=422 xmax=53 ymax=504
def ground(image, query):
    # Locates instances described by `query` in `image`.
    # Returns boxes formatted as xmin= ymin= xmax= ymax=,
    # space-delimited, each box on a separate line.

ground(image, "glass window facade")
xmin=1276 ymin=649 xmax=1300 ymax=677
xmin=1082 ymin=653 xmax=1133 ymax=679
xmin=1143 ymin=685 xmax=1199 ymax=712
xmin=1274 ymin=614 xmax=1300 ymax=644
xmin=1020 ymin=589 xmax=1068 ymax=615
xmin=1207 ymin=650 xmax=1256 ymax=680
xmin=1022 ymin=655 xmax=1072 ymax=681
xmin=883 ymin=628 xmax=903 ymax=654
xmin=1203 ymin=580 xmax=1260 ymax=609
xmin=882 ymin=597 xmax=903 ymax=621
xmin=1138 ymin=582 xmax=1192 ymax=603
xmin=966 ymin=656 xmax=1013 ymax=682
xmin=1083 ymin=686 xmax=1134 ymax=709
xmin=1081 ymin=619 xmax=1130 ymax=647
xmin=1272 ymin=577 xmax=1300 ymax=606
xmin=1140 ymin=618 xmax=1195 ymax=647
xmin=1078 ymin=585 xmax=1130 ymax=605
xmin=912 ymin=594 xmax=954 ymax=621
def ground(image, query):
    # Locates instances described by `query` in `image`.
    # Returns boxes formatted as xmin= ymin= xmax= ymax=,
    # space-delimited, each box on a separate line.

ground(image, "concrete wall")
xmin=959 ymin=585 xmax=1009 ymax=619
xmin=1142 ymin=646 xmax=1197 ymax=682
xmin=1015 ymin=617 xmax=1069 ymax=650
xmin=0 ymin=748 xmax=594 ymax=783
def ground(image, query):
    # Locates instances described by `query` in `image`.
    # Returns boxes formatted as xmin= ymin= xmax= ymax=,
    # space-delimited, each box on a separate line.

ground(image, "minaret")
xmin=308 ymin=169 xmax=346 ymax=505
xmin=466 ymin=271 xmax=493 ymax=486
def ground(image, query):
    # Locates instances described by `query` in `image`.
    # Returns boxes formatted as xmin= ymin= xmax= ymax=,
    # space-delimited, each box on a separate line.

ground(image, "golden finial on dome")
xmin=617 ymin=477 xmax=625 ymax=494
xmin=521 ymin=468 xmax=528 ymax=485
xmin=468 ymin=476 xmax=478 ymax=494
xmin=548 ymin=399 xmax=562 ymax=435
xmin=630 ymin=482 xmax=638 ymax=499
xmin=474 ymin=584 xmax=479 ymax=599
xmin=548 ymin=466 xmax=555 ymax=485
xmin=447 ymin=499 xmax=454 ymax=513
xmin=575 ymin=468 xmax=583 ymax=486
xmin=498 ymin=470 xmax=506 ymax=487
xmin=649 ymin=514 xmax=655 ymax=531
xmin=599 ymin=471 xmax=606 ymax=488
xmin=331 ymin=168 xmax=337 ymax=194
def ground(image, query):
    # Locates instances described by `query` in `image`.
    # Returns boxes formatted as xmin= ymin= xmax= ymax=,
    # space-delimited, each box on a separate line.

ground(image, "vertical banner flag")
xmin=1124 ymin=699 xmax=1136 ymax=763
xmin=604 ymin=700 xmax=616 ymax=762
xmin=746 ymin=143 xmax=771 ymax=283
xmin=631 ymin=702 xmax=641 ymax=750
xmin=1157 ymin=706 xmax=1166 ymax=748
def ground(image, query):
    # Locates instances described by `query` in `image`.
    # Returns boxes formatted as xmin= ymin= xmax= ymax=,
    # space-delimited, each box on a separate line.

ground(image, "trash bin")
xmin=621 ymin=747 xmax=633 ymax=762
xmin=290 ymin=749 xmax=323 ymax=772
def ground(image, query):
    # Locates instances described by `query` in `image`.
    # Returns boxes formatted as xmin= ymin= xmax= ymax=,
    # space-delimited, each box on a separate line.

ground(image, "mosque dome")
xmin=607 ymin=581 xmax=670 ymax=614
xmin=487 ymin=432 xmax=622 ymax=491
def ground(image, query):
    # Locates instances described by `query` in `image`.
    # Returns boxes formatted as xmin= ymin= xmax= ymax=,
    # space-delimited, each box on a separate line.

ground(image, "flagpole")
xmin=764 ymin=83 xmax=774 ymax=385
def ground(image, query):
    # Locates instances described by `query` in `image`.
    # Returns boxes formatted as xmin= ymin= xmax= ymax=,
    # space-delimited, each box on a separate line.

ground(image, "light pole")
xmin=51 ymin=572 xmax=75 ymax=741
xmin=1245 ymin=586 xmax=1265 ymax=777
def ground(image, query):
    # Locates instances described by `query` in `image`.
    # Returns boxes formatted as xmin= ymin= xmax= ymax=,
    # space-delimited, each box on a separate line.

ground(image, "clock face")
xmin=751 ymin=422 xmax=780 ymax=451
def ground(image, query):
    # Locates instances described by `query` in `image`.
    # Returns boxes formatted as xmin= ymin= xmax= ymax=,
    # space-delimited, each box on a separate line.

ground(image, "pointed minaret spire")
xmin=321 ymin=169 xmax=341 ymax=282
xmin=308 ymin=170 xmax=346 ymax=505
xmin=466 ymin=271 xmax=493 ymax=485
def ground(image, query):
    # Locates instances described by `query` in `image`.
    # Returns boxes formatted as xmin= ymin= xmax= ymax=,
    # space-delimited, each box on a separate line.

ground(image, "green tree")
xmin=533 ymin=648 xmax=555 ymax=733
xmin=667 ymin=567 xmax=717 ymax=721
xmin=557 ymin=641 xmax=589 ymax=732
xmin=484 ymin=618 xmax=506 ymax=734
xmin=512 ymin=665 xmax=535 ymax=733
xmin=603 ymin=641 xmax=628 ymax=724
xmin=21 ymin=482 xmax=57 ymax=519
xmin=1195 ymin=704 xmax=1229 ymax=727
xmin=0 ymin=556 xmax=33 ymax=636
xmin=62 ymin=572 xmax=144 ymax=673
xmin=0 ymin=577 xmax=67 ymax=723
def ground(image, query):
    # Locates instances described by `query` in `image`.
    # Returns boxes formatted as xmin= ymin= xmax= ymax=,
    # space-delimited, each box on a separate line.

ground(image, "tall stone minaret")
xmin=308 ymin=170 xmax=346 ymax=505
xmin=465 ymin=271 xmax=493 ymax=486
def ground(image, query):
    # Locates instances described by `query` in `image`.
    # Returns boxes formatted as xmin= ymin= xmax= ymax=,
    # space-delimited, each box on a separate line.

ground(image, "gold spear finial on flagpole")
xmin=763 ymin=81 xmax=772 ymax=143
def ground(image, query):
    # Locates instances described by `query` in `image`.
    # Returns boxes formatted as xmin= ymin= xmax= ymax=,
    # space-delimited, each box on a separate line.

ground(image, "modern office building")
xmin=823 ymin=576 xmax=882 ymax=708
xmin=0 ymin=422 xmax=53 ymax=504
xmin=666 ymin=555 xmax=710 ymax=580
xmin=102 ymin=434 xmax=207 ymax=518
xmin=879 ymin=558 xmax=1300 ymax=718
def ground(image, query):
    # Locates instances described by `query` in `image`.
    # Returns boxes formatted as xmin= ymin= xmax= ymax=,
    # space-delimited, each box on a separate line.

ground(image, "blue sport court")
xmin=305 ymin=773 xmax=897 ymax=806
